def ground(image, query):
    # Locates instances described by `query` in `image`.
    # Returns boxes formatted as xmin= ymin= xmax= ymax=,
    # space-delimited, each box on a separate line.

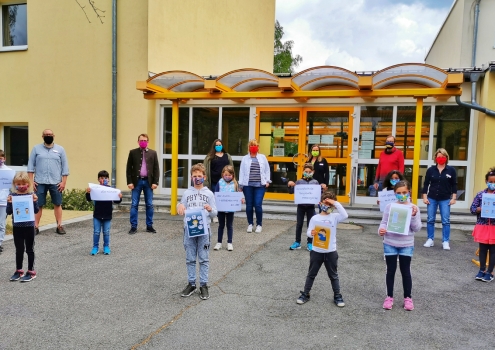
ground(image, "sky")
xmin=275 ymin=0 xmax=455 ymax=72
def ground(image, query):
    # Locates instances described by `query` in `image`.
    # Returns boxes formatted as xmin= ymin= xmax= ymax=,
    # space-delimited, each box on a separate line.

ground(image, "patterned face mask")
xmin=487 ymin=183 xmax=495 ymax=191
xmin=395 ymin=193 xmax=409 ymax=203
xmin=223 ymin=176 xmax=233 ymax=182
xmin=193 ymin=177 xmax=204 ymax=185
xmin=390 ymin=179 xmax=399 ymax=186
xmin=303 ymin=172 xmax=313 ymax=179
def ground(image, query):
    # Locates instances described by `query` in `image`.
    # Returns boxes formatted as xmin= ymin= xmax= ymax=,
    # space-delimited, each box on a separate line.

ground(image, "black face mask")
xmin=44 ymin=136 xmax=54 ymax=144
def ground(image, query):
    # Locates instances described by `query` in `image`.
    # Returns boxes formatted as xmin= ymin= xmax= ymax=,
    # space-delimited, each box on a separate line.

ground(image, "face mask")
xmin=0 ymin=159 xmax=4 ymax=166
xmin=487 ymin=183 xmax=495 ymax=191
xmin=223 ymin=176 xmax=233 ymax=182
xmin=395 ymin=193 xmax=409 ymax=203
xmin=193 ymin=177 xmax=204 ymax=185
xmin=390 ymin=179 xmax=399 ymax=186
xmin=44 ymin=136 xmax=54 ymax=144
xmin=303 ymin=172 xmax=313 ymax=179
xmin=103 ymin=179 xmax=109 ymax=186
xmin=385 ymin=142 xmax=394 ymax=149
xmin=139 ymin=140 xmax=148 ymax=149
xmin=249 ymin=146 xmax=259 ymax=154
xmin=311 ymin=151 xmax=319 ymax=157
xmin=436 ymin=157 xmax=447 ymax=165
xmin=215 ymin=145 xmax=223 ymax=152
xmin=16 ymin=185 xmax=29 ymax=192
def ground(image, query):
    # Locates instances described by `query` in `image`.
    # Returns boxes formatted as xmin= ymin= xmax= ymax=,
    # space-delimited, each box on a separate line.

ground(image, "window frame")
xmin=0 ymin=2 xmax=28 ymax=52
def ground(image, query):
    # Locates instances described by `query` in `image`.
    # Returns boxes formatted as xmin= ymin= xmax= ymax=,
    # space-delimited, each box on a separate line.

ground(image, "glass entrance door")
xmin=257 ymin=107 xmax=353 ymax=203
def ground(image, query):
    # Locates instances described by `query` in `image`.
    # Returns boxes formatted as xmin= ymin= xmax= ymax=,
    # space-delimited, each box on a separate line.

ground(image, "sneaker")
xmin=213 ymin=243 xmax=222 ymax=251
xmin=20 ymin=271 xmax=37 ymax=283
xmin=482 ymin=272 xmax=494 ymax=282
xmin=442 ymin=241 xmax=450 ymax=250
xmin=334 ymin=293 xmax=345 ymax=307
xmin=213 ymin=217 xmax=218 ymax=223
xmin=383 ymin=296 xmax=394 ymax=310
xmin=181 ymin=283 xmax=196 ymax=297
xmin=227 ymin=243 xmax=233 ymax=251
xmin=246 ymin=225 xmax=253 ymax=233
xmin=128 ymin=227 xmax=137 ymax=234
xmin=475 ymin=270 xmax=486 ymax=280
xmin=307 ymin=243 xmax=313 ymax=251
xmin=0 ymin=245 xmax=3 ymax=252
xmin=90 ymin=247 xmax=98 ymax=256
xmin=255 ymin=225 xmax=262 ymax=233
xmin=56 ymin=225 xmax=66 ymax=235
xmin=146 ymin=226 xmax=157 ymax=233
xmin=403 ymin=297 xmax=414 ymax=311
xmin=35 ymin=227 xmax=40 ymax=235
xmin=289 ymin=242 xmax=301 ymax=250
xmin=199 ymin=285 xmax=209 ymax=300
xmin=103 ymin=246 xmax=111 ymax=255
xmin=423 ymin=238 xmax=434 ymax=247
xmin=10 ymin=269 xmax=25 ymax=281
xmin=296 ymin=291 xmax=310 ymax=304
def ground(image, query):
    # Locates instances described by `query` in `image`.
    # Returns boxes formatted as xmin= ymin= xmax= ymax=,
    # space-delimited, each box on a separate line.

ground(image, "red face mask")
xmin=436 ymin=157 xmax=447 ymax=165
xmin=249 ymin=146 xmax=259 ymax=154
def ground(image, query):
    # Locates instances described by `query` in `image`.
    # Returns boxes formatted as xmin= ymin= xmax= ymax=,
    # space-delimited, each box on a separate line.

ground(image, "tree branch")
xmin=88 ymin=0 xmax=105 ymax=24
xmin=75 ymin=0 xmax=91 ymax=23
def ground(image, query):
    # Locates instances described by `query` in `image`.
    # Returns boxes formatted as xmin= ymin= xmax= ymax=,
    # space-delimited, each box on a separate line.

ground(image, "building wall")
xmin=473 ymin=0 xmax=495 ymax=67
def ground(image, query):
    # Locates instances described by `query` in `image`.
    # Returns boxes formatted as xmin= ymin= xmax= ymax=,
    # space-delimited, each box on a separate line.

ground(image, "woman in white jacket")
xmin=239 ymin=139 xmax=271 ymax=233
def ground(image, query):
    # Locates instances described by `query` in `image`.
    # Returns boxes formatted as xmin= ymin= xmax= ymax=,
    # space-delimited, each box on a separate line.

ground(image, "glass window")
xmin=356 ymin=164 xmax=377 ymax=197
xmin=396 ymin=105 xmax=431 ymax=160
xmin=359 ymin=106 xmax=393 ymax=159
xmin=2 ymin=4 xmax=27 ymax=47
xmin=222 ymin=107 xmax=250 ymax=156
xmin=4 ymin=126 xmax=28 ymax=166
xmin=403 ymin=165 xmax=428 ymax=199
xmin=307 ymin=111 xmax=349 ymax=159
xmin=163 ymin=107 xmax=189 ymax=155
xmin=192 ymin=107 xmax=219 ymax=155
xmin=259 ymin=111 xmax=299 ymax=157
xmin=433 ymin=106 xmax=470 ymax=161
xmin=328 ymin=163 xmax=347 ymax=196
xmin=265 ymin=160 xmax=292 ymax=194
xmin=162 ymin=159 xmax=189 ymax=189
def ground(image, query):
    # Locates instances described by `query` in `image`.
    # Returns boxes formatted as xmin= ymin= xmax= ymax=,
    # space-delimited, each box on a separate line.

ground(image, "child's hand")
xmin=7 ymin=195 xmax=12 ymax=203
xmin=204 ymin=204 xmax=212 ymax=212
xmin=177 ymin=204 xmax=186 ymax=216
xmin=379 ymin=228 xmax=387 ymax=236
xmin=33 ymin=194 xmax=38 ymax=202
xmin=86 ymin=187 xmax=91 ymax=193
xmin=118 ymin=193 xmax=123 ymax=199
xmin=287 ymin=181 xmax=295 ymax=187
xmin=411 ymin=205 xmax=418 ymax=216
xmin=377 ymin=200 xmax=380 ymax=205
xmin=310 ymin=229 xmax=317 ymax=237
xmin=241 ymin=198 xmax=245 ymax=204
xmin=476 ymin=207 xmax=481 ymax=214
xmin=324 ymin=198 xmax=335 ymax=206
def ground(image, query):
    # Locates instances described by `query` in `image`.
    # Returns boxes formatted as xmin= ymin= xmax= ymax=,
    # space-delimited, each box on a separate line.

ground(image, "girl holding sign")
xmin=6 ymin=172 xmax=39 ymax=282
xmin=378 ymin=180 xmax=422 ymax=311
xmin=470 ymin=168 xmax=495 ymax=282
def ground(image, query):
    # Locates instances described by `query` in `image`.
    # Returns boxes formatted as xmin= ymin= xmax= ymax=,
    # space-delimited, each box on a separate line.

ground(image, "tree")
xmin=75 ymin=0 xmax=105 ymax=23
xmin=273 ymin=20 xmax=303 ymax=74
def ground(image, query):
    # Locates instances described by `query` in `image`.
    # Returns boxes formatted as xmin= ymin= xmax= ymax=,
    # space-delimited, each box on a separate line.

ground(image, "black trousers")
xmin=385 ymin=255 xmax=412 ymax=298
xmin=479 ymin=243 xmax=495 ymax=273
xmin=13 ymin=226 xmax=35 ymax=271
xmin=217 ymin=212 xmax=234 ymax=243
xmin=303 ymin=250 xmax=340 ymax=294
xmin=295 ymin=205 xmax=315 ymax=244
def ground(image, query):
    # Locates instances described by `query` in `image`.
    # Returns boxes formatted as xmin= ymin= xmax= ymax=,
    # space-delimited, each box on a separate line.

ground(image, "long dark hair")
xmin=206 ymin=139 xmax=226 ymax=161
xmin=383 ymin=170 xmax=405 ymax=190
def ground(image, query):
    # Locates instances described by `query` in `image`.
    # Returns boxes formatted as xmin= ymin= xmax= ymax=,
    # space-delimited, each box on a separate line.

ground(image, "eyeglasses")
xmin=43 ymin=134 xmax=54 ymax=137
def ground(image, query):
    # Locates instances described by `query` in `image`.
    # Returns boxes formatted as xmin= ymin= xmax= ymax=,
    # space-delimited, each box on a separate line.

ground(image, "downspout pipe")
xmin=472 ymin=0 xmax=481 ymax=67
xmin=111 ymin=0 xmax=117 ymax=187
xmin=455 ymin=72 xmax=495 ymax=117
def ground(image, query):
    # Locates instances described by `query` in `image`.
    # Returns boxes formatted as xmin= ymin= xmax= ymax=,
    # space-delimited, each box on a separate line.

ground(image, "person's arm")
xmin=85 ymin=192 xmax=92 ymax=202
xmin=470 ymin=192 xmax=482 ymax=215
xmin=449 ymin=167 xmax=458 ymax=204
xmin=322 ymin=158 xmax=329 ymax=186
xmin=227 ymin=153 xmax=233 ymax=167
xmin=409 ymin=205 xmax=422 ymax=232
xmin=126 ymin=151 xmax=134 ymax=189
xmin=152 ymin=151 xmax=160 ymax=188
xmin=207 ymin=193 xmax=218 ymax=218
xmin=306 ymin=216 xmax=316 ymax=238
xmin=398 ymin=150 xmax=405 ymax=174
xmin=6 ymin=200 xmax=12 ymax=215
xmin=27 ymin=147 xmax=37 ymax=188
xmin=203 ymin=156 xmax=210 ymax=188
xmin=422 ymin=167 xmax=432 ymax=204
xmin=262 ymin=155 xmax=271 ymax=186
xmin=332 ymin=201 xmax=348 ymax=223
xmin=238 ymin=157 xmax=247 ymax=190
xmin=214 ymin=183 xmax=220 ymax=193
xmin=378 ymin=204 xmax=390 ymax=235
xmin=375 ymin=156 xmax=382 ymax=184
xmin=33 ymin=197 xmax=40 ymax=214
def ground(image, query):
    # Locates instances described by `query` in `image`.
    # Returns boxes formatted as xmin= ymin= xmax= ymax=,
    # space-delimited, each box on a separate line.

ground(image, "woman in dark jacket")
xmin=203 ymin=139 xmax=233 ymax=191
xmin=306 ymin=144 xmax=329 ymax=190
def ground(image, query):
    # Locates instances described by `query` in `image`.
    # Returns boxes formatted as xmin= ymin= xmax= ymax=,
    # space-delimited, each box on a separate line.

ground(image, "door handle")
xmin=292 ymin=153 xmax=308 ymax=167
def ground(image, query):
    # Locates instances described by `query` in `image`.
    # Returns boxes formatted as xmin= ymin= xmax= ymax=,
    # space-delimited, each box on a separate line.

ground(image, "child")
xmin=0 ymin=150 xmax=13 ymax=253
xmin=287 ymin=163 xmax=319 ymax=251
xmin=177 ymin=163 xmax=217 ymax=300
xmin=378 ymin=170 xmax=405 ymax=202
xmin=6 ymin=171 xmax=39 ymax=282
xmin=86 ymin=170 xmax=123 ymax=256
xmin=296 ymin=191 xmax=348 ymax=307
xmin=213 ymin=165 xmax=244 ymax=251
xmin=378 ymin=180 xmax=422 ymax=311
xmin=471 ymin=167 xmax=495 ymax=282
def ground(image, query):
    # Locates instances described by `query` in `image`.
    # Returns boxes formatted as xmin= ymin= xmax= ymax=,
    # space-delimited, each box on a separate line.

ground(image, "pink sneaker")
xmin=404 ymin=297 xmax=414 ymax=311
xmin=382 ymin=296 xmax=394 ymax=310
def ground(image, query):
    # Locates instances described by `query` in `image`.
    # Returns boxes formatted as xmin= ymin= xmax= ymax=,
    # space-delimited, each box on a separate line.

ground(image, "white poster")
xmin=361 ymin=131 xmax=375 ymax=141
xmin=321 ymin=135 xmax=334 ymax=144
xmin=88 ymin=183 xmax=121 ymax=201
xmin=481 ymin=193 xmax=495 ymax=219
xmin=361 ymin=141 xmax=375 ymax=150
xmin=0 ymin=170 xmax=15 ymax=190
xmin=308 ymin=135 xmax=321 ymax=144
xmin=378 ymin=190 xmax=397 ymax=212
xmin=215 ymin=192 xmax=243 ymax=212
xmin=358 ymin=150 xmax=372 ymax=159
xmin=12 ymin=195 xmax=35 ymax=223
xmin=294 ymin=184 xmax=321 ymax=204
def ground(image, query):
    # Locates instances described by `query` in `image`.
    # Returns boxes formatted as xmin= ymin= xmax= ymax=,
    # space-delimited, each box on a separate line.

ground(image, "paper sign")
xmin=358 ymin=150 xmax=372 ymax=159
xmin=481 ymin=193 xmax=495 ymax=219
xmin=185 ymin=209 xmax=210 ymax=238
xmin=272 ymin=143 xmax=285 ymax=156
xmin=294 ymin=184 xmax=321 ymax=204
xmin=361 ymin=141 xmax=375 ymax=150
xmin=313 ymin=221 xmax=335 ymax=250
xmin=0 ymin=170 xmax=15 ymax=190
xmin=12 ymin=195 xmax=35 ymax=223
xmin=321 ymin=135 xmax=334 ymax=144
xmin=361 ymin=131 xmax=375 ymax=141
xmin=378 ymin=190 xmax=397 ymax=212
xmin=386 ymin=203 xmax=412 ymax=235
xmin=88 ymin=183 xmax=121 ymax=201
xmin=273 ymin=128 xmax=285 ymax=137
xmin=308 ymin=135 xmax=321 ymax=144
xmin=215 ymin=192 xmax=243 ymax=212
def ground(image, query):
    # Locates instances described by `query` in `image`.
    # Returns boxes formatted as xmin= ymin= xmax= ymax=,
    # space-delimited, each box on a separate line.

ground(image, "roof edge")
xmin=424 ymin=0 xmax=459 ymax=62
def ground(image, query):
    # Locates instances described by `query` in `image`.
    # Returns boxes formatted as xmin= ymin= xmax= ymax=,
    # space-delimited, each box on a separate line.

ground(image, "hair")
xmin=434 ymin=148 xmax=449 ymax=164
xmin=206 ymin=139 xmax=226 ymax=161
xmin=393 ymin=180 xmax=411 ymax=192
xmin=321 ymin=190 xmax=336 ymax=202
xmin=386 ymin=135 xmax=396 ymax=142
xmin=42 ymin=129 xmax=53 ymax=136
xmin=303 ymin=163 xmax=314 ymax=171
xmin=485 ymin=167 xmax=495 ymax=181
xmin=191 ymin=163 xmax=206 ymax=175
xmin=383 ymin=170 xmax=405 ymax=190
xmin=12 ymin=171 xmax=33 ymax=192
xmin=0 ymin=149 xmax=4 ymax=158
xmin=307 ymin=144 xmax=323 ymax=162
xmin=98 ymin=170 xmax=110 ymax=178
xmin=137 ymin=133 xmax=149 ymax=141
xmin=221 ymin=165 xmax=238 ymax=190
xmin=248 ymin=139 xmax=259 ymax=147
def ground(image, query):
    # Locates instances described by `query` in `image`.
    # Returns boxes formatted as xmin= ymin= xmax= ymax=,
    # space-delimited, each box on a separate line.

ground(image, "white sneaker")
xmin=247 ymin=225 xmax=253 ymax=233
xmin=255 ymin=225 xmax=262 ymax=233
xmin=423 ymin=239 xmax=434 ymax=247
xmin=227 ymin=243 xmax=233 ymax=251
xmin=213 ymin=217 xmax=218 ymax=223
xmin=442 ymin=241 xmax=450 ymax=250
xmin=213 ymin=243 xmax=222 ymax=250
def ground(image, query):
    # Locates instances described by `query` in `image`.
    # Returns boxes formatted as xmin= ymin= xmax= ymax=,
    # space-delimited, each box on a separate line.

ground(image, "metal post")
xmin=111 ymin=0 xmax=117 ymax=187
xmin=170 ymin=100 xmax=179 ymax=215
xmin=412 ymin=98 xmax=423 ymax=204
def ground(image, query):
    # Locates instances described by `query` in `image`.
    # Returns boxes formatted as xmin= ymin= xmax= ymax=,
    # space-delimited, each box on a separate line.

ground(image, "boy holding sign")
xmin=0 ymin=150 xmax=14 ymax=253
xmin=296 ymin=191 xmax=348 ymax=307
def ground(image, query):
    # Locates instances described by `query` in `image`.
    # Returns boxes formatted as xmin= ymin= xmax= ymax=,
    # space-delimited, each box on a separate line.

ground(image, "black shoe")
xmin=0 ymin=245 xmax=3 ymax=252
xmin=56 ymin=225 xmax=66 ymax=235
xmin=181 ymin=283 xmax=196 ymax=297
xmin=128 ymin=227 xmax=137 ymax=234
xmin=146 ymin=226 xmax=156 ymax=233
xmin=334 ymin=293 xmax=345 ymax=307
xmin=199 ymin=285 xmax=209 ymax=300
xmin=35 ymin=227 xmax=39 ymax=235
xmin=296 ymin=291 xmax=310 ymax=305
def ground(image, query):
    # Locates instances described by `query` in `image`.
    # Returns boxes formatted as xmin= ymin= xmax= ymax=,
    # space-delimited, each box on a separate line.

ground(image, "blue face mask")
xmin=103 ymin=179 xmax=109 ymax=186
xmin=193 ymin=177 xmax=204 ymax=185
xmin=487 ymin=183 xmax=495 ymax=191
xmin=215 ymin=145 xmax=223 ymax=152
xmin=303 ymin=172 xmax=313 ymax=179
xmin=390 ymin=179 xmax=399 ymax=186
xmin=396 ymin=193 xmax=409 ymax=203
xmin=320 ymin=204 xmax=330 ymax=212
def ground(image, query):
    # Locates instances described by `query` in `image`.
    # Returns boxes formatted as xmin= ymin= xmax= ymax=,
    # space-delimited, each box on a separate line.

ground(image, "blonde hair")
xmin=434 ymin=148 xmax=449 ymax=164
xmin=190 ymin=163 xmax=206 ymax=175
xmin=221 ymin=165 xmax=238 ymax=190
xmin=248 ymin=139 xmax=259 ymax=147
xmin=12 ymin=171 xmax=33 ymax=192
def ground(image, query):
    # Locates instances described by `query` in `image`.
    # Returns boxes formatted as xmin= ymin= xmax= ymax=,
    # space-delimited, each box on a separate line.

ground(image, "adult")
xmin=239 ymin=139 xmax=271 ymax=233
xmin=422 ymin=148 xmax=457 ymax=250
xmin=374 ymin=135 xmax=405 ymax=191
xmin=27 ymin=129 xmax=69 ymax=235
xmin=306 ymin=145 xmax=329 ymax=191
xmin=126 ymin=133 xmax=160 ymax=234
xmin=203 ymin=139 xmax=233 ymax=191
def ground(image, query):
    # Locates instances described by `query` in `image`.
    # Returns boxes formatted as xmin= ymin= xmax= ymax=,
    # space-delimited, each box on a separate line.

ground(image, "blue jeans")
xmin=183 ymin=229 xmax=210 ymax=286
xmin=36 ymin=183 xmax=63 ymax=206
xmin=426 ymin=197 xmax=451 ymax=242
xmin=130 ymin=178 xmax=154 ymax=228
xmin=383 ymin=243 xmax=414 ymax=257
xmin=242 ymin=186 xmax=266 ymax=226
xmin=93 ymin=218 xmax=111 ymax=248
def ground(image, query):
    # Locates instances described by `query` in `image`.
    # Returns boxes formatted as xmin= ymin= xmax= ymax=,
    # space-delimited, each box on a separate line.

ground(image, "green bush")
xmin=43 ymin=189 xmax=94 ymax=211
